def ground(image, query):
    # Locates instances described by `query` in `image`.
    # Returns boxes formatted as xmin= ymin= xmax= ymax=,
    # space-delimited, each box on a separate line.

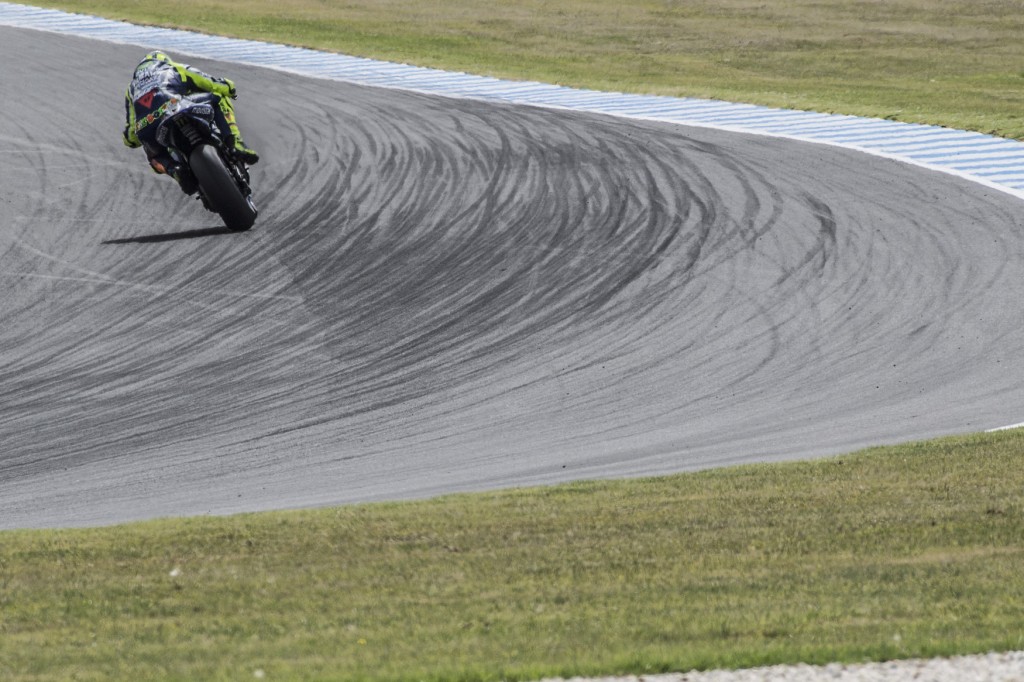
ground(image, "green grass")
xmin=17 ymin=0 xmax=1024 ymax=138
xmin=2 ymin=431 xmax=1023 ymax=680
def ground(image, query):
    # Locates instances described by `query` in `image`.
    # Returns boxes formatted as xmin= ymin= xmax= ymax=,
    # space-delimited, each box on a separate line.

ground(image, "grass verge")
xmin=2 ymin=430 xmax=1023 ymax=680
xmin=14 ymin=0 xmax=1024 ymax=139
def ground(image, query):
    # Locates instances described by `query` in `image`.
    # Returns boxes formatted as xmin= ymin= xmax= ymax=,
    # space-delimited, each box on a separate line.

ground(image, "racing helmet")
xmin=136 ymin=50 xmax=172 ymax=71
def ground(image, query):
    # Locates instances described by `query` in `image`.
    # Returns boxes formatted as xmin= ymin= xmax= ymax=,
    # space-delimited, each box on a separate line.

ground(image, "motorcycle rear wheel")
xmin=189 ymin=144 xmax=257 ymax=232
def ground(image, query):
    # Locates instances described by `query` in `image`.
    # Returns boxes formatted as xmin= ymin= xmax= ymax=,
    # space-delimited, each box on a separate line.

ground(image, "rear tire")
xmin=189 ymin=144 xmax=257 ymax=232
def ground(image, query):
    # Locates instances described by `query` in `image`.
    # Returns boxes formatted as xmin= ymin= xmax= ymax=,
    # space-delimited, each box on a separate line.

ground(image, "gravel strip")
xmin=536 ymin=651 xmax=1024 ymax=682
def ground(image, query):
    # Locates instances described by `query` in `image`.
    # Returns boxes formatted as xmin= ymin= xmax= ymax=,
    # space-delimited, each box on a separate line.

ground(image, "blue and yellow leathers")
xmin=123 ymin=51 xmax=258 ymax=182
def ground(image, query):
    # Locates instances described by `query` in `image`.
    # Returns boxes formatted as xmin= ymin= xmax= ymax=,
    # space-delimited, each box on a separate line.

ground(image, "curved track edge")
xmin=3 ymin=1 xmax=1024 ymax=203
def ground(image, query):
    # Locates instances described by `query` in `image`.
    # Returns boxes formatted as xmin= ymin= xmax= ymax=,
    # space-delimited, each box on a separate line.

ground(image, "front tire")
xmin=189 ymin=144 xmax=257 ymax=232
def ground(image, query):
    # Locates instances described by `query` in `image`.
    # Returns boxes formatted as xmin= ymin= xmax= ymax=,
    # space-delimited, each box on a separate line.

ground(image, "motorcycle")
xmin=154 ymin=94 xmax=258 ymax=232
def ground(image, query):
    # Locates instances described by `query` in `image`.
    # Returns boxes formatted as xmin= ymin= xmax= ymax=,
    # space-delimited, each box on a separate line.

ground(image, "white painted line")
xmin=986 ymin=422 xmax=1024 ymax=433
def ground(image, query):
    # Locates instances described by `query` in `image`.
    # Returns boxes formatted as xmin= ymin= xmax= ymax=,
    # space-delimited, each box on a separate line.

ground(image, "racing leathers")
xmin=122 ymin=51 xmax=259 ymax=194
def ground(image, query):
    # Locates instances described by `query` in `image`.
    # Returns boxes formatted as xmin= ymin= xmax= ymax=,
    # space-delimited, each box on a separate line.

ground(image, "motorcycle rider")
xmin=122 ymin=50 xmax=259 ymax=194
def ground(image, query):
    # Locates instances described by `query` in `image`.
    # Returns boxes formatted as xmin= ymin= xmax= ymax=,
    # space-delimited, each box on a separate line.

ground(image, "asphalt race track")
xmin=2 ymin=27 xmax=1024 ymax=529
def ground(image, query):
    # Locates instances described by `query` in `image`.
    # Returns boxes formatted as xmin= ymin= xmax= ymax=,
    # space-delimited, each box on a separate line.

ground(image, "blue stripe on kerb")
xmin=2 ymin=0 xmax=1022 ymax=199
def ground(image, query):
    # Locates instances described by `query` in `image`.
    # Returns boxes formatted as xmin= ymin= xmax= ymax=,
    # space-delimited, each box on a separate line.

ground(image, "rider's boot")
xmin=231 ymin=134 xmax=260 ymax=165
xmin=218 ymin=96 xmax=260 ymax=165
xmin=151 ymin=154 xmax=198 ymax=195
xmin=169 ymin=163 xmax=199 ymax=195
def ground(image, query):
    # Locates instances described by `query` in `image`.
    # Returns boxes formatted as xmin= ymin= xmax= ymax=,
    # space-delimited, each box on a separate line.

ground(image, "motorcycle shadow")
xmin=102 ymin=226 xmax=235 ymax=245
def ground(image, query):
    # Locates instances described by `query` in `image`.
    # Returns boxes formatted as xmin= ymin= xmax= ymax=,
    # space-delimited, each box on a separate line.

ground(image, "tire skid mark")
xmin=4 ymin=29 xmax=1024 ymax=527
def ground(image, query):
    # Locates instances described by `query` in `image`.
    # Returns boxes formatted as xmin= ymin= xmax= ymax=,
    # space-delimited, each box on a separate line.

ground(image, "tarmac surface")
xmin=3 ymin=26 xmax=1024 ymax=529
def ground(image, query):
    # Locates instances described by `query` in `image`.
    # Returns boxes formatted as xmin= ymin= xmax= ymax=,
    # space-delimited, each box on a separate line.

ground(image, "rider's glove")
xmin=224 ymin=77 xmax=238 ymax=99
